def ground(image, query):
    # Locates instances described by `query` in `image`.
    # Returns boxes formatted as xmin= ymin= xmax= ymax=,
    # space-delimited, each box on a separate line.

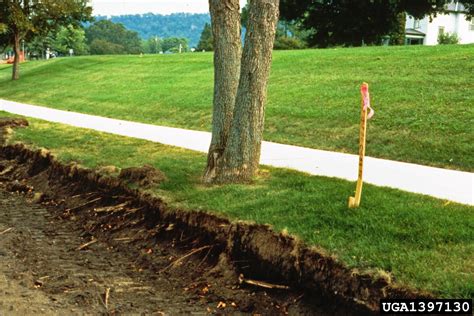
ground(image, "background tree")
xmin=85 ymin=20 xmax=142 ymax=55
xmin=142 ymin=36 xmax=162 ymax=54
xmin=0 ymin=0 xmax=92 ymax=80
xmin=460 ymin=1 xmax=474 ymax=18
xmin=398 ymin=0 xmax=473 ymax=19
xmin=53 ymin=25 xmax=88 ymax=56
xmin=161 ymin=37 xmax=189 ymax=53
xmin=389 ymin=12 xmax=407 ymax=46
xmin=89 ymin=39 xmax=124 ymax=55
xmin=204 ymin=0 xmax=280 ymax=183
xmin=241 ymin=3 xmax=250 ymax=28
xmin=279 ymin=0 xmax=473 ymax=47
xmin=26 ymin=31 xmax=55 ymax=59
xmin=100 ymin=13 xmax=210 ymax=47
xmin=243 ymin=3 xmax=308 ymax=50
xmin=273 ymin=21 xmax=309 ymax=50
xmin=197 ymin=23 xmax=213 ymax=51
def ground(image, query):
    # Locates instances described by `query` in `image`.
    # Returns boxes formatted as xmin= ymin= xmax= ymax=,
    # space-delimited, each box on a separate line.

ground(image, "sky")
xmin=91 ymin=0 xmax=247 ymax=16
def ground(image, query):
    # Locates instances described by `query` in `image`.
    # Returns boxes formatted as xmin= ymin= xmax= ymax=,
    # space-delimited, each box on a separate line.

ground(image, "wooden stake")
xmin=349 ymin=83 xmax=373 ymax=208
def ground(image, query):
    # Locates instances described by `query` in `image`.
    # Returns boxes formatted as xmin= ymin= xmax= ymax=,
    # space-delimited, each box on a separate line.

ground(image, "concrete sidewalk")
xmin=1 ymin=99 xmax=472 ymax=206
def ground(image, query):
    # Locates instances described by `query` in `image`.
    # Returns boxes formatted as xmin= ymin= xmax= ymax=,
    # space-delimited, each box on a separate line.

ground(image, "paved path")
xmin=1 ymin=99 xmax=472 ymax=206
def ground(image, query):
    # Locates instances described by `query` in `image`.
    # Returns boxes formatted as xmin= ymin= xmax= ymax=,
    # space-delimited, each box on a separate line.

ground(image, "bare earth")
xmin=0 ymin=186 xmax=341 ymax=315
xmin=0 ymin=188 xmax=217 ymax=315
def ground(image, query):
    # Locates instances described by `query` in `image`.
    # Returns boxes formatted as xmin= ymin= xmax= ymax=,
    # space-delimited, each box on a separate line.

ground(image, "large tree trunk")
xmin=12 ymin=31 xmax=21 ymax=80
xmin=203 ymin=0 xmax=242 ymax=182
xmin=390 ymin=12 xmax=407 ymax=45
xmin=213 ymin=0 xmax=280 ymax=183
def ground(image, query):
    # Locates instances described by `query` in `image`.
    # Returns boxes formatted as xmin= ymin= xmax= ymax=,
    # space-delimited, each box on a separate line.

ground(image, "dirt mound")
xmin=119 ymin=164 xmax=166 ymax=187
xmin=0 ymin=118 xmax=29 ymax=128
xmin=0 ymin=117 xmax=29 ymax=145
xmin=0 ymin=143 xmax=434 ymax=314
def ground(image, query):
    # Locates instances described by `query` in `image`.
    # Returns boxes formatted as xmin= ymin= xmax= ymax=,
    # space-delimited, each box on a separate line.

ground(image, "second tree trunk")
xmin=204 ymin=0 xmax=242 ymax=182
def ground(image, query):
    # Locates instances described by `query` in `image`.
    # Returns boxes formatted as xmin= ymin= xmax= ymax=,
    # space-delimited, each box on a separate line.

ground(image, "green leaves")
xmin=1 ymin=0 xmax=92 ymax=79
xmin=197 ymin=23 xmax=213 ymax=51
xmin=85 ymin=20 xmax=142 ymax=55
xmin=279 ymin=0 xmax=474 ymax=47
xmin=0 ymin=23 xmax=7 ymax=34
xmin=53 ymin=25 xmax=88 ymax=55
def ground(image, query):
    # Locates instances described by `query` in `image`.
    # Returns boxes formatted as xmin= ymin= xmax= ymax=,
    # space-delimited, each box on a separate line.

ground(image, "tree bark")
xmin=203 ymin=0 xmax=242 ymax=182
xmin=213 ymin=0 xmax=280 ymax=183
xmin=12 ymin=31 xmax=21 ymax=80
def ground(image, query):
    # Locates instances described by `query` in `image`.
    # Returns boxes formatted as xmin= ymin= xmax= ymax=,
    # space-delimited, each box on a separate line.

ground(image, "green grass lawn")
xmin=4 ymin=113 xmax=473 ymax=299
xmin=0 ymin=45 xmax=473 ymax=171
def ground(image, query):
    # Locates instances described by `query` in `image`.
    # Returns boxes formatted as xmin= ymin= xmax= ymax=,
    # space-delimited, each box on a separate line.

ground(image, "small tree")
xmin=162 ymin=37 xmax=188 ymax=53
xmin=143 ymin=36 xmax=162 ymax=54
xmin=0 ymin=0 xmax=92 ymax=80
xmin=438 ymin=32 xmax=459 ymax=44
xmin=197 ymin=23 xmax=213 ymax=51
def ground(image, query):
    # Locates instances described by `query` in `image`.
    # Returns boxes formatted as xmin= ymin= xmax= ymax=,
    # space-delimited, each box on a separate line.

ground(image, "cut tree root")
xmin=239 ymin=274 xmax=290 ymax=290
xmin=93 ymin=202 xmax=129 ymax=213
xmin=76 ymin=238 xmax=98 ymax=251
xmin=104 ymin=287 xmax=110 ymax=310
xmin=0 ymin=227 xmax=13 ymax=235
xmin=66 ymin=197 xmax=102 ymax=213
xmin=160 ymin=245 xmax=213 ymax=273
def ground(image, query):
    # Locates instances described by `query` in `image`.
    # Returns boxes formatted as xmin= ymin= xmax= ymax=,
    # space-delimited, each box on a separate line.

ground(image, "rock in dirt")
xmin=32 ymin=192 xmax=46 ymax=203
xmin=119 ymin=164 xmax=166 ymax=188
xmin=6 ymin=180 xmax=33 ymax=193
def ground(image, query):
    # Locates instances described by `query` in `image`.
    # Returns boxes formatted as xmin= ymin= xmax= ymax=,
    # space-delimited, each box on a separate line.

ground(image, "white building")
xmin=405 ymin=1 xmax=474 ymax=45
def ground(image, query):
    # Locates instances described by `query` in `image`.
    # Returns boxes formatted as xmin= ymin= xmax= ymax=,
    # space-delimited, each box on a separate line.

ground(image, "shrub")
xmin=274 ymin=37 xmax=307 ymax=50
xmin=438 ymin=32 xmax=459 ymax=45
xmin=89 ymin=39 xmax=125 ymax=55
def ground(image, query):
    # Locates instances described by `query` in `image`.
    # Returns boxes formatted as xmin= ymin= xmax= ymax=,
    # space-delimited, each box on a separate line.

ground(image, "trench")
xmin=0 ymin=120 xmax=431 ymax=314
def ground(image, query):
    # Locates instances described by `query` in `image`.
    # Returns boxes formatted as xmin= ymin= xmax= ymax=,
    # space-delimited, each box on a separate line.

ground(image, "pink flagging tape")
xmin=361 ymin=84 xmax=375 ymax=120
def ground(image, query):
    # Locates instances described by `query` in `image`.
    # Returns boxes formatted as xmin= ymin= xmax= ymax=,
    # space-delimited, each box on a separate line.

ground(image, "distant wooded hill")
xmin=95 ymin=13 xmax=210 ymax=47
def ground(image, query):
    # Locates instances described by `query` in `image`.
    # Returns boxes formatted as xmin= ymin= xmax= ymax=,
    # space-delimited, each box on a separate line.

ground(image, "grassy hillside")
xmin=0 ymin=45 xmax=473 ymax=171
